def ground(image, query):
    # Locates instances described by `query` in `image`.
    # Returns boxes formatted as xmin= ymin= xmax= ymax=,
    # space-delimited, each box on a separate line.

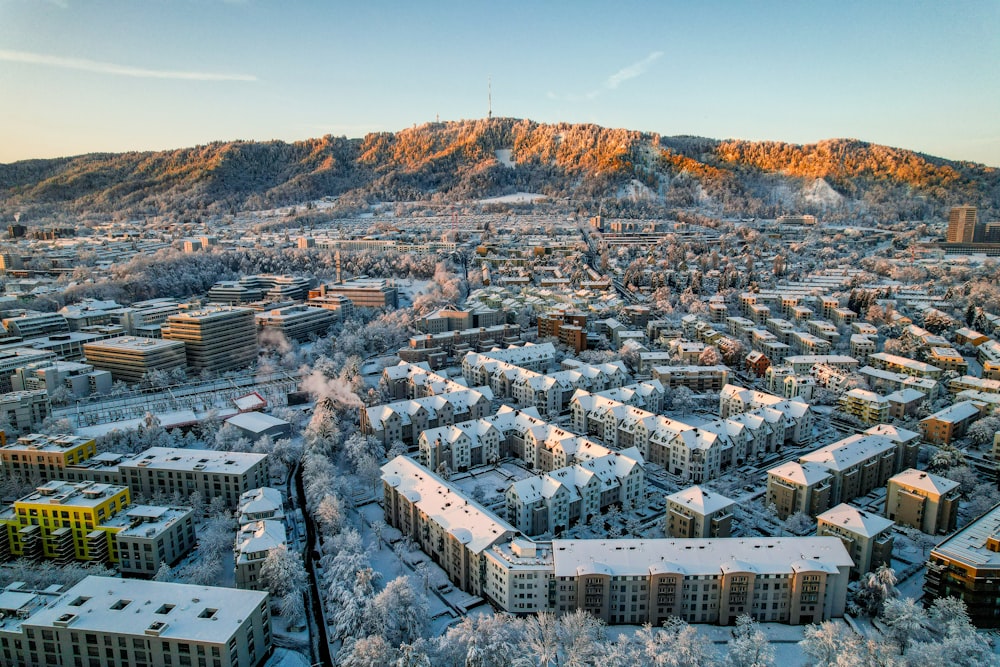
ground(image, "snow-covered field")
xmin=479 ymin=192 xmax=547 ymax=204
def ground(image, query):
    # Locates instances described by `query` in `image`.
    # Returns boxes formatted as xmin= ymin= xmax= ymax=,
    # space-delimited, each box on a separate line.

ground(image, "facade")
xmin=309 ymin=279 xmax=398 ymax=309
xmin=816 ymin=504 xmax=894 ymax=579
xmin=0 ymin=390 xmax=51 ymax=435
xmin=946 ymin=205 xmax=978 ymax=243
xmin=0 ymin=575 xmax=272 ymax=667
xmin=381 ymin=456 xmax=516 ymax=596
xmin=767 ymin=461 xmax=833 ymax=519
xmin=11 ymin=360 xmax=112 ymax=398
xmin=885 ymin=468 xmax=960 ymax=535
xmin=109 ymin=505 xmax=197 ymax=577
xmin=665 ymin=485 xmax=734 ymax=538
xmin=162 ymin=307 xmax=258 ymax=374
xmin=362 ymin=387 xmax=494 ymax=446
xmin=254 ymin=305 xmax=335 ymax=342
xmin=83 ymin=336 xmax=188 ymax=384
xmin=548 ymin=537 xmax=851 ymax=626
xmin=0 ymin=433 xmax=96 ymax=482
xmin=652 ymin=365 xmax=730 ymax=393
xmin=919 ymin=401 xmax=982 ymax=444
xmin=925 ymin=502 xmax=1000 ymax=627
xmin=117 ymin=448 xmax=269 ymax=509
xmin=838 ymin=389 xmax=889 ymax=425
xmin=798 ymin=434 xmax=898 ymax=508
xmin=0 ymin=480 xmax=130 ymax=564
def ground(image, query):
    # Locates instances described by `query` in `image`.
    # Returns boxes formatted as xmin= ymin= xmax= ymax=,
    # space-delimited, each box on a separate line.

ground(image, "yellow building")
xmin=1 ymin=480 xmax=129 ymax=564
xmin=0 ymin=433 xmax=96 ymax=481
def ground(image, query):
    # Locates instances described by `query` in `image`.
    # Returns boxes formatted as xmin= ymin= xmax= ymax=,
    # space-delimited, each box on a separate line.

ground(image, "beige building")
xmin=83 ymin=335 xmax=187 ymax=384
xmin=767 ymin=461 xmax=833 ymax=519
xmin=0 ymin=575 xmax=271 ymax=667
xmin=817 ymin=504 xmax=894 ymax=579
xmin=838 ymin=388 xmax=889 ymax=425
xmin=665 ymin=485 xmax=734 ymax=538
xmin=162 ymin=307 xmax=257 ymax=374
xmin=885 ymin=468 xmax=960 ymax=535
xmin=798 ymin=434 xmax=898 ymax=508
xmin=919 ymin=401 xmax=982 ymax=444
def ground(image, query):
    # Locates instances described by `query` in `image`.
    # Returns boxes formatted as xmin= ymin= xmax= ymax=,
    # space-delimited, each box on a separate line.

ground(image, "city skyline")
xmin=1 ymin=0 xmax=998 ymax=166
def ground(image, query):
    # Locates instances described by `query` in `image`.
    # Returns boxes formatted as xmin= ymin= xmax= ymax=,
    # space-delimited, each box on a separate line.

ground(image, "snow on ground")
xmin=495 ymin=149 xmax=515 ymax=168
xmin=264 ymin=648 xmax=311 ymax=667
xmin=479 ymin=192 xmax=547 ymax=204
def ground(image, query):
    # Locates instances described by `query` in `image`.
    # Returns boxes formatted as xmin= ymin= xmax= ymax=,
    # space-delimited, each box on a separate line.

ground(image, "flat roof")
xmin=551 ymin=537 xmax=853 ymax=577
xmin=83 ymin=335 xmax=184 ymax=351
xmin=121 ymin=447 xmax=266 ymax=475
xmin=25 ymin=575 xmax=267 ymax=643
xmin=932 ymin=503 xmax=1000 ymax=569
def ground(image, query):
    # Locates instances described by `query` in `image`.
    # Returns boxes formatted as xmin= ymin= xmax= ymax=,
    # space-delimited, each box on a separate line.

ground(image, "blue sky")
xmin=1 ymin=0 xmax=998 ymax=166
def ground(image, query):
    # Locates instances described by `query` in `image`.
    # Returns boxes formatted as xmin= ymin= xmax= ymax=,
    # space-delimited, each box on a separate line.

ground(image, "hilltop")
xmin=2 ymin=118 xmax=998 ymax=223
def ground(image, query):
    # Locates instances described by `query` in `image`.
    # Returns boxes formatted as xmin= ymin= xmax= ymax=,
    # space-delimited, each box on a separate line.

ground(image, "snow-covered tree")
xmin=882 ymin=596 xmax=928 ymax=655
xmin=259 ymin=544 xmax=308 ymax=600
xmin=364 ymin=575 xmax=429 ymax=647
xmin=854 ymin=563 xmax=898 ymax=617
xmin=152 ymin=561 xmax=175 ymax=582
xmin=727 ymin=614 xmax=774 ymax=667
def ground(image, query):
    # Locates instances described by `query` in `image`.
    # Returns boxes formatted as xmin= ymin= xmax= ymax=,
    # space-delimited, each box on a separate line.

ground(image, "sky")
xmin=1 ymin=0 xmax=998 ymax=166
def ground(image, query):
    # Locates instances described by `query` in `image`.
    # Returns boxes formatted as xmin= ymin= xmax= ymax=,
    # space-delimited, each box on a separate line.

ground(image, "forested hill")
xmin=2 ymin=117 xmax=998 ymax=222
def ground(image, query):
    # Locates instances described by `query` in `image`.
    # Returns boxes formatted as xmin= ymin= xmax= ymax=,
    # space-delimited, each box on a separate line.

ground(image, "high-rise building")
xmin=162 ymin=307 xmax=257 ymax=374
xmin=946 ymin=205 xmax=978 ymax=243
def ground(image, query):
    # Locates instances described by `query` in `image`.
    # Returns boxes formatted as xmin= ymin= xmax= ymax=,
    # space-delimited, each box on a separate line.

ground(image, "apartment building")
xmin=381 ymin=456 xmax=516 ymax=596
xmin=237 ymin=487 xmax=284 ymax=525
xmin=863 ymin=424 xmax=921 ymax=472
xmin=361 ymin=387 xmax=494 ymax=446
xmin=798 ymin=434 xmax=898 ymax=508
xmin=381 ymin=361 xmax=469 ymax=400
xmin=118 ymin=448 xmax=269 ymax=509
xmin=919 ymin=401 xmax=982 ymax=444
xmin=107 ymin=505 xmax=197 ymax=577
xmin=838 ymin=389 xmax=890 ymax=425
xmin=885 ymin=468 xmax=960 ymax=535
xmin=767 ymin=462 xmax=834 ymax=519
xmin=162 ymin=307 xmax=257 ymax=374
xmin=816 ymin=504 xmax=894 ymax=579
xmin=549 ymin=537 xmax=851 ymax=626
xmin=850 ymin=335 xmax=876 ymax=364
xmin=83 ymin=335 xmax=188 ymax=383
xmin=0 ymin=575 xmax=272 ymax=667
xmin=719 ymin=384 xmax=812 ymax=444
xmin=651 ymin=365 xmax=730 ymax=393
xmin=235 ymin=520 xmax=287 ymax=591
xmin=859 ymin=366 xmax=939 ymax=398
xmin=0 ymin=433 xmax=96 ymax=481
xmin=0 ymin=480 xmax=130 ymax=564
xmin=665 ymin=486 xmax=734 ymax=538
xmin=948 ymin=375 xmax=1000 ymax=395
xmin=927 ymin=347 xmax=968 ymax=374
xmin=925 ymin=502 xmax=1000 ymax=627
xmin=868 ymin=352 xmax=942 ymax=379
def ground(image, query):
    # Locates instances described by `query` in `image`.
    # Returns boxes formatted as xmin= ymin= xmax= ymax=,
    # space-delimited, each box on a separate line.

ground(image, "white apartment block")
xmin=361 ymin=387 xmax=494 ymax=446
xmin=0 ymin=575 xmax=271 ymax=667
xmin=235 ymin=520 xmax=287 ymax=591
xmin=719 ymin=384 xmax=812 ymax=444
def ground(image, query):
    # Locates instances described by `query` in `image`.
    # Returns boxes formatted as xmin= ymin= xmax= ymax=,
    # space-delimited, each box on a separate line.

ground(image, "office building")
xmin=162 ymin=307 xmax=257 ymax=374
xmin=106 ymin=505 xmax=197 ymax=577
xmin=84 ymin=336 xmax=188 ymax=384
xmin=255 ymin=305 xmax=335 ymax=342
xmin=946 ymin=205 xmax=978 ymax=243
xmin=0 ymin=390 xmax=51 ymax=435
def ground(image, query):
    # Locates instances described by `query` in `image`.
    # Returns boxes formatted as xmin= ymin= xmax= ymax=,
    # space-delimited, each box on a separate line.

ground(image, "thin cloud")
xmin=549 ymin=50 xmax=663 ymax=102
xmin=0 ymin=49 xmax=256 ymax=82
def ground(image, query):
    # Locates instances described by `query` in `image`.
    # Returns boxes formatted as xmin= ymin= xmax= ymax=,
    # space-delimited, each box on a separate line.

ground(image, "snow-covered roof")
xmin=551 ymin=537 xmax=852 ymax=578
xmin=800 ymin=434 xmax=896 ymax=472
xmin=889 ymin=468 xmax=960 ymax=496
xmin=121 ymin=447 xmax=266 ymax=475
xmin=25 ymin=575 xmax=267 ymax=642
xmin=863 ymin=424 xmax=920 ymax=444
xmin=667 ymin=485 xmax=735 ymax=516
xmin=817 ymin=503 xmax=894 ymax=538
xmin=225 ymin=411 xmax=289 ymax=434
xmin=768 ymin=461 xmax=833 ymax=486
xmin=922 ymin=400 xmax=981 ymax=424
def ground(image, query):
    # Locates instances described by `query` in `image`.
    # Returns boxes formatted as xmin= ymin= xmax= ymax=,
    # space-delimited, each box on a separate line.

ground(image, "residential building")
xmin=652 ymin=365 xmax=730 ymax=393
xmin=235 ymin=520 xmax=287 ymax=591
xmin=83 ymin=336 xmax=188 ymax=384
xmin=927 ymin=347 xmax=967 ymax=374
xmin=0 ymin=433 xmax=96 ymax=481
xmin=925 ymin=502 xmax=1000 ymax=627
xmin=107 ymin=505 xmax=197 ymax=577
xmin=117 ymin=447 xmax=269 ymax=509
xmin=361 ymin=387 xmax=494 ymax=446
xmin=665 ymin=485 xmax=734 ymax=538
xmin=919 ymin=401 xmax=982 ymax=444
xmin=162 ymin=307 xmax=258 ymax=374
xmin=868 ymin=352 xmax=942 ymax=379
xmin=838 ymin=389 xmax=889 ymax=425
xmin=817 ymin=504 xmax=894 ymax=579
xmin=767 ymin=462 xmax=833 ymax=519
xmin=0 ymin=390 xmax=51 ymax=434
xmin=237 ymin=487 xmax=284 ymax=525
xmin=886 ymin=468 xmax=960 ymax=535
xmin=0 ymin=480 xmax=130 ymax=564
xmin=863 ymin=424 xmax=922 ymax=471
xmin=0 ymin=575 xmax=272 ymax=667
xmin=798 ymin=434 xmax=898 ymax=508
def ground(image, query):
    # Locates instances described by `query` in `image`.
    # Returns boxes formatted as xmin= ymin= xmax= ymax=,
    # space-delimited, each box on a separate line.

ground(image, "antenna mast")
xmin=488 ymin=77 xmax=492 ymax=119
